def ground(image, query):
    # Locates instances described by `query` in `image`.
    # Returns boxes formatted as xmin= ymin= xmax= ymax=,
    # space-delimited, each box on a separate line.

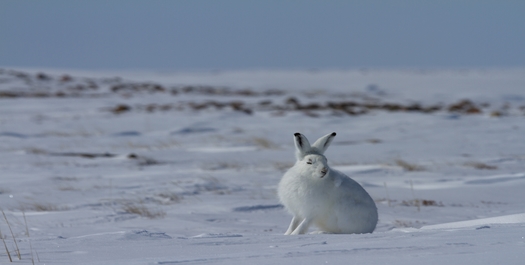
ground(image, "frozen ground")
xmin=1 ymin=68 xmax=525 ymax=264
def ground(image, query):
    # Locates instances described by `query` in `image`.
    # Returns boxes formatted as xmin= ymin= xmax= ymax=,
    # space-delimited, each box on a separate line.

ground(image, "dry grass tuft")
xmin=52 ymin=176 xmax=79 ymax=181
xmin=393 ymin=220 xmax=425 ymax=228
xmin=23 ymin=212 xmax=36 ymax=265
xmin=274 ymin=162 xmax=294 ymax=172
xmin=253 ymin=137 xmax=279 ymax=149
xmin=122 ymin=204 xmax=166 ymax=219
xmin=202 ymin=162 xmax=242 ymax=171
xmin=401 ymin=199 xmax=444 ymax=207
xmin=58 ymin=185 xmax=79 ymax=191
xmin=366 ymin=138 xmax=382 ymax=144
xmin=2 ymin=210 xmax=21 ymax=260
xmin=0 ymin=227 xmax=12 ymax=262
xmin=395 ymin=159 xmax=425 ymax=171
xmin=23 ymin=202 xmax=68 ymax=212
xmin=464 ymin=161 xmax=498 ymax=170
xmin=156 ymin=192 xmax=183 ymax=205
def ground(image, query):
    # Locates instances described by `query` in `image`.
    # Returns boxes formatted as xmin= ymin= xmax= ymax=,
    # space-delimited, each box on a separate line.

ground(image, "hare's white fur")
xmin=278 ymin=132 xmax=378 ymax=235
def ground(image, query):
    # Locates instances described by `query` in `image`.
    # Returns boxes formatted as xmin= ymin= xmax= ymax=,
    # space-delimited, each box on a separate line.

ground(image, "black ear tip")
xmin=331 ymin=132 xmax=336 ymax=136
xmin=294 ymin=132 xmax=301 ymax=136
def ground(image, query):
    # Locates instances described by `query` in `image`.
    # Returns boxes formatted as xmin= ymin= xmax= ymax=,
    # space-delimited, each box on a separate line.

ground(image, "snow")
xmin=1 ymin=68 xmax=525 ymax=264
xmin=420 ymin=213 xmax=525 ymax=230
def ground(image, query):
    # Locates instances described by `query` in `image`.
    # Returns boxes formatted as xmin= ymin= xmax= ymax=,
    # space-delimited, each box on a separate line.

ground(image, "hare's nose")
xmin=320 ymin=167 xmax=328 ymax=178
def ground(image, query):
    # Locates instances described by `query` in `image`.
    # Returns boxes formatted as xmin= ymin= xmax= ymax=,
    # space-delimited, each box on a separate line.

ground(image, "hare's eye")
xmin=306 ymin=160 xmax=312 ymax=165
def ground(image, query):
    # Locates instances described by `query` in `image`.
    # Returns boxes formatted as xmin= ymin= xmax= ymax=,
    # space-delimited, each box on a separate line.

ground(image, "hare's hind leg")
xmin=284 ymin=216 xmax=301 ymax=235
xmin=290 ymin=218 xmax=312 ymax=235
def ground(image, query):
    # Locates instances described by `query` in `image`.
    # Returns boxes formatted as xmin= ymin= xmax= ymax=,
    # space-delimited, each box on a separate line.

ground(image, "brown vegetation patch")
xmin=401 ymin=199 xmax=444 ymax=207
xmin=3 ymin=69 xmax=520 ymax=119
xmin=50 ymin=152 xmax=117 ymax=159
xmin=448 ymin=99 xmax=482 ymax=114
xmin=122 ymin=204 xmax=166 ymax=219
xmin=22 ymin=202 xmax=69 ymax=212
xmin=395 ymin=159 xmax=426 ymax=171
xmin=464 ymin=161 xmax=498 ymax=170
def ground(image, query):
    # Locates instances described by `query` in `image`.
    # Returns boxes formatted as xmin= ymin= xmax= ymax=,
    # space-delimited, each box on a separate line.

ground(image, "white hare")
xmin=278 ymin=132 xmax=378 ymax=235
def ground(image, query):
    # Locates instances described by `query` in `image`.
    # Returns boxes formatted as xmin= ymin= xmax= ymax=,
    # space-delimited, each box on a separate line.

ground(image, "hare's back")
xmin=332 ymin=171 xmax=376 ymax=207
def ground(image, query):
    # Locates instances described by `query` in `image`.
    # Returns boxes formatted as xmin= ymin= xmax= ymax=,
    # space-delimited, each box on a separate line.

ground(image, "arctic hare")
xmin=278 ymin=132 xmax=378 ymax=235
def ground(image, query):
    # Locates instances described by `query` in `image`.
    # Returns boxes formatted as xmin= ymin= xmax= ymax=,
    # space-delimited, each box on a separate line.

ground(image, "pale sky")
xmin=1 ymin=1 xmax=524 ymax=70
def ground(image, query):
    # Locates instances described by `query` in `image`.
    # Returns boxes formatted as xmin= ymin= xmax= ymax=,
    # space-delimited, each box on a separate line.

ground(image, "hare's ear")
xmin=294 ymin=133 xmax=311 ymax=160
xmin=311 ymin=132 xmax=336 ymax=154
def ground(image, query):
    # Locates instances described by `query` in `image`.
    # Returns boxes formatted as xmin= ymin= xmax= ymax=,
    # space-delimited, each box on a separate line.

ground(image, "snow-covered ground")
xmin=1 ymin=68 xmax=524 ymax=264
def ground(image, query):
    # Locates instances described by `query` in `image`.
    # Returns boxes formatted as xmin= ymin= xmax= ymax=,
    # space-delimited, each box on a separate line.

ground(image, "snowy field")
xmin=1 ymin=68 xmax=525 ymax=264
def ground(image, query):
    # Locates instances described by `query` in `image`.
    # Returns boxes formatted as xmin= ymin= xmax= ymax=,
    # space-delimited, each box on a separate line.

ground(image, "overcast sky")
xmin=1 ymin=1 xmax=524 ymax=71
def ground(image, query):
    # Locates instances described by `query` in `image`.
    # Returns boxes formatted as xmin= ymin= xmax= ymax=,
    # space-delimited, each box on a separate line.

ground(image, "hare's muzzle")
xmin=320 ymin=167 xmax=328 ymax=178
